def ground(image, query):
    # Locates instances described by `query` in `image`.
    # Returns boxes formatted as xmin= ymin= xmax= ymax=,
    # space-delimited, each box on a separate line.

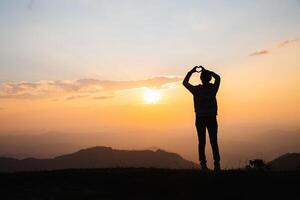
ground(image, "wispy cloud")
xmin=278 ymin=38 xmax=299 ymax=48
xmin=66 ymin=95 xmax=89 ymax=101
xmin=0 ymin=93 xmax=37 ymax=100
xmin=0 ymin=76 xmax=181 ymax=100
xmin=249 ymin=50 xmax=270 ymax=57
xmin=27 ymin=0 xmax=35 ymax=10
xmin=249 ymin=37 xmax=299 ymax=56
xmin=93 ymin=95 xmax=115 ymax=100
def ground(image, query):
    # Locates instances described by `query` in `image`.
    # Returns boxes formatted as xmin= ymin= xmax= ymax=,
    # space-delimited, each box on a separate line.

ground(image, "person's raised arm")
xmin=182 ymin=66 xmax=198 ymax=93
xmin=207 ymin=69 xmax=221 ymax=93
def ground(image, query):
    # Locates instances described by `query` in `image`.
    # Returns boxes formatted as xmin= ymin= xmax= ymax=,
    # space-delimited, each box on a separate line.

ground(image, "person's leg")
xmin=207 ymin=116 xmax=221 ymax=170
xmin=195 ymin=115 xmax=207 ymax=169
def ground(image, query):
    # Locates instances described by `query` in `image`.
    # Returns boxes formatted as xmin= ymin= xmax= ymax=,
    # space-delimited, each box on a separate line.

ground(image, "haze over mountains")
xmin=0 ymin=146 xmax=298 ymax=172
xmin=0 ymin=146 xmax=198 ymax=172
xmin=0 ymin=129 xmax=299 ymax=168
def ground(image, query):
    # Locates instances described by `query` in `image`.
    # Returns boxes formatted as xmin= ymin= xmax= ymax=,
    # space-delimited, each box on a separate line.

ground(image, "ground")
xmin=0 ymin=168 xmax=299 ymax=200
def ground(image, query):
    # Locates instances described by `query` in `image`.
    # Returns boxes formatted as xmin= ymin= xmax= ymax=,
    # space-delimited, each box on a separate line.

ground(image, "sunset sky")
xmin=0 ymin=0 xmax=299 ymax=166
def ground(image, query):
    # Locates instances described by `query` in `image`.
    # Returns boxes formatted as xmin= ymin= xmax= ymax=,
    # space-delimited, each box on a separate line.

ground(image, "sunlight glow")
xmin=144 ymin=89 xmax=161 ymax=104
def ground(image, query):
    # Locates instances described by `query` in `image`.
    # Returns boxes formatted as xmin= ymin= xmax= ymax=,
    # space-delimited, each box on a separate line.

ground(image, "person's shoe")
xmin=200 ymin=163 xmax=209 ymax=172
xmin=214 ymin=162 xmax=221 ymax=172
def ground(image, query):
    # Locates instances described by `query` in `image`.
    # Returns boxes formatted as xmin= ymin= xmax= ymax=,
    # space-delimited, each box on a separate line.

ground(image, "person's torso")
xmin=193 ymin=84 xmax=218 ymax=116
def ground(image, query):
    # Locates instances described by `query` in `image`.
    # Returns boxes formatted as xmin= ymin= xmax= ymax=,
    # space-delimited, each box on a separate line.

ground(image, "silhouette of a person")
xmin=183 ymin=66 xmax=221 ymax=171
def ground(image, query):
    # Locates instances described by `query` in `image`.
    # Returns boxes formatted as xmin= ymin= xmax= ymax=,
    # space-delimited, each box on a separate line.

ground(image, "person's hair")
xmin=200 ymin=70 xmax=212 ymax=84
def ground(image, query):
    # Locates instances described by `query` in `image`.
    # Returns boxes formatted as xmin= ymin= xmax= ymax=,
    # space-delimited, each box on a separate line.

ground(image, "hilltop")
xmin=0 ymin=168 xmax=299 ymax=200
xmin=0 ymin=146 xmax=198 ymax=172
xmin=269 ymin=153 xmax=300 ymax=171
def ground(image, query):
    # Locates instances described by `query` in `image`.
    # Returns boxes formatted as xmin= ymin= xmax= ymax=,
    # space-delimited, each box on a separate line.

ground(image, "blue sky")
xmin=0 ymin=0 xmax=299 ymax=81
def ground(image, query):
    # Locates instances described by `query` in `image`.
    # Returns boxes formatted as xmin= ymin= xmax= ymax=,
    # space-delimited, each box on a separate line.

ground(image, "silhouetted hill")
xmin=1 ymin=129 xmax=300 ymax=168
xmin=0 ymin=146 xmax=198 ymax=172
xmin=269 ymin=153 xmax=300 ymax=171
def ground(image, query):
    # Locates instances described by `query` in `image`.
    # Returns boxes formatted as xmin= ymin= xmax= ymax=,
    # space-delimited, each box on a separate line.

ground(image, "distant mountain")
xmin=268 ymin=153 xmax=300 ymax=171
xmin=0 ymin=146 xmax=198 ymax=172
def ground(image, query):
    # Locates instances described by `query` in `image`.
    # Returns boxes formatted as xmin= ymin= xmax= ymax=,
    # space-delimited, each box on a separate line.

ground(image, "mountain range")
xmin=1 ymin=129 xmax=299 ymax=168
xmin=268 ymin=153 xmax=300 ymax=171
xmin=0 ymin=146 xmax=198 ymax=172
xmin=0 ymin=146 xmax=299 ymax=172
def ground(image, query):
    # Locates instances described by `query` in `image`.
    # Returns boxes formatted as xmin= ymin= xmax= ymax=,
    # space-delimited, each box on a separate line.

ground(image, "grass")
xmin=0 ymin=168 xmax=299 ymax=200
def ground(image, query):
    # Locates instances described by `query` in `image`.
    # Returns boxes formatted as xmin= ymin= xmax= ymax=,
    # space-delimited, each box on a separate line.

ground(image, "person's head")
xmin=200 ymin=70 xmax=212 ymax=84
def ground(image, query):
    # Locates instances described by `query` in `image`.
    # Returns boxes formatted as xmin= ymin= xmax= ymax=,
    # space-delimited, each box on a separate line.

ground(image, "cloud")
xmin=27 ymin=0 xmax=35 ymax=10
xmin=249 ymin=38 xmax=300 ymax=56
xmin=249 ymin=37 xmax=299 ymax=57
xmin=66 ymin=95 xmax=89 ymax=101
xmin=278 ymin=38 xmax=299 ymax=48
xmin=0 ymin=76 xmax=181 ymax=100
xmin=0 ymin=93 xmax=37 ymax=100
xmin=93 ymin=95 xmax=115 ymax=100
xmin=249 ymin=50 xmax=270 ymax=56
xmin=1 ymin=82 xmax=39 ymax=94
xmin=73 ymin=76 xmax=181 ymax=91
xmin=65 ymin=94 xmax=115 ymax=101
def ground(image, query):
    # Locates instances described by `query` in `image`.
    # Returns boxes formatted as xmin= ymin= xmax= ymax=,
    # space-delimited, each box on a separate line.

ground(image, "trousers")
xmin=195 ymin=114 xmax=220 ymax=165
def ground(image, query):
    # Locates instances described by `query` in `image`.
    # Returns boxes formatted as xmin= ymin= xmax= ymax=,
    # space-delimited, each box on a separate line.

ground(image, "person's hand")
xmin=190 ymin=66 xmax=200 ymax=73
xmin=199 ymin=65 xmax=206 ymax=72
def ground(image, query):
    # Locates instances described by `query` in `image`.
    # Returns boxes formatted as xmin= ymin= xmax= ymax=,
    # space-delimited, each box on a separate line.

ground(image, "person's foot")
xmin=200 ymin=163 xmax=209 ymax=172
xmin=214 ymin=162 xmax=221 ymax=172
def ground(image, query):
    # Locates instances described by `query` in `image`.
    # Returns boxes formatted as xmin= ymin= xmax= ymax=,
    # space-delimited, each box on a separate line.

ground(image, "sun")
xmin=144 ymin=89 xmax=161 ymax=104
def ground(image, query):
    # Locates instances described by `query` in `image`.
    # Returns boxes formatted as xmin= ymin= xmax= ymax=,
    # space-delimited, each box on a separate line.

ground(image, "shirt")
xmin=185 ymin=82 xmax=219 ymax=116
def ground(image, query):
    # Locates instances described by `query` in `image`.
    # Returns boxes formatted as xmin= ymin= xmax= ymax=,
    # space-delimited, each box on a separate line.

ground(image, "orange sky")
xmin=0 ymin=1 xmax=299 ymax=167
xmin=1 ymin=42 xmax=299 ymax=133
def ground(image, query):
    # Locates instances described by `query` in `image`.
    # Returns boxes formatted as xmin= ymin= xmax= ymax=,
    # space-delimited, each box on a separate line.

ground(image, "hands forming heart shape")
xmin=195 ymin=66 xmax=202 ymax=73
xmin=192 ymin=65 xmax=205 ymax=73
